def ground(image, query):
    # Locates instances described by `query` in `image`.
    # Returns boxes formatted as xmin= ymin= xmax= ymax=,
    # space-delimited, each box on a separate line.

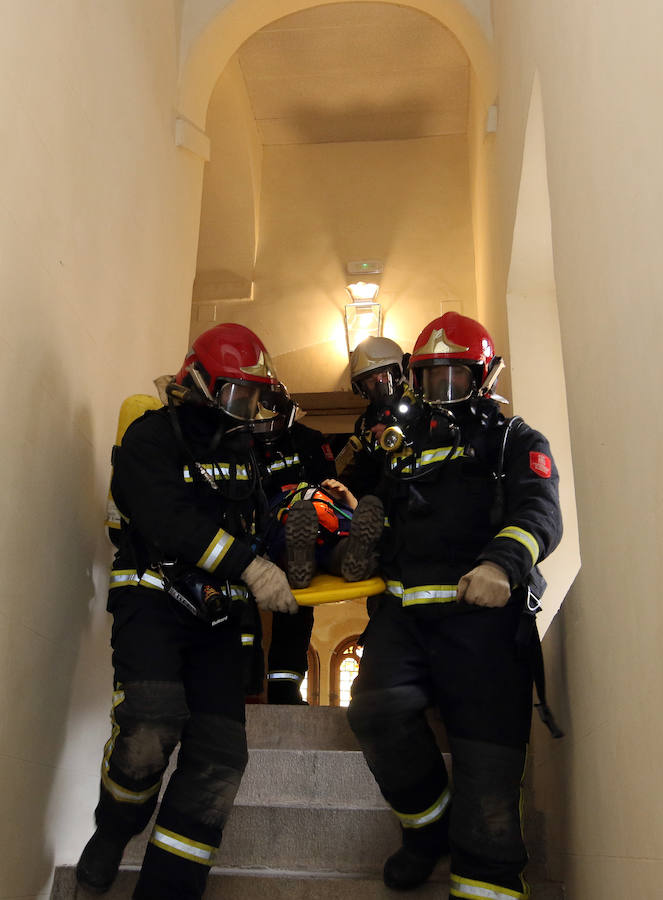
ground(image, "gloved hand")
xmin=456 ymin=562 xmax=511 ymax=608
xmin=241 ymin=557 xmax=298 ymax=614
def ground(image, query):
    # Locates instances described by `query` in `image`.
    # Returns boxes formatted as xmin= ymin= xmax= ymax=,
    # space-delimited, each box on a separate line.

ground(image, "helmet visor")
xmin=215 ymin=381 xmax=262 ymax=420
xmin=421 ymin=364 xmax=475 ymax=404
xmin=355 ymin=368 xmax=397 ymax=402
xmin=251 ymin=385 xmax=297 ymax=438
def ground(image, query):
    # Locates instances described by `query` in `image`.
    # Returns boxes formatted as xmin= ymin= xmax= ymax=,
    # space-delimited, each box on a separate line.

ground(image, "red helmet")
xmin=175 ymin=323 xmax=279 ymax=420
xmin=410 ymin=312 xmax=497 ymax=405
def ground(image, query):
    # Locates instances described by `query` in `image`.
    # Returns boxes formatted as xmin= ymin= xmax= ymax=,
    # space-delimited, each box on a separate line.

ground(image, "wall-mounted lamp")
xmin=344 ymin=282 xmax=381 ymax=356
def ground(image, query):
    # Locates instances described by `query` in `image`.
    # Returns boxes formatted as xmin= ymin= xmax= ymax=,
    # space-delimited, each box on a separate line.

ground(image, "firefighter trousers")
xmin=96 ymin=588 xmax=248 ymax=900
xmin=347 ymin=594 xmax=533 ymax=900
xmin=267 ymin=606 xmax=314 ymax=702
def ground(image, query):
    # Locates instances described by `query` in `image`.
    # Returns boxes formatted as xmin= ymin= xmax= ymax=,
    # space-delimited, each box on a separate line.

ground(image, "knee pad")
xmin=164 ymin=713 xmax=249 ymax=829
xmin=347 ymin=684 xmax=429 ymax=738
xmin=448 ymin=736 xmax=527 ymax=864
xmin=112 ymin=681 xmax=189 ymax=781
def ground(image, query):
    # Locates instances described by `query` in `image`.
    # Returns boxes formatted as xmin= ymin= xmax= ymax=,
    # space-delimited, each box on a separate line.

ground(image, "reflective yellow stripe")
xmin=198 ymin=529 xmax=235 ymax=572
xmin=150 ymin=826 xmax=216 ymax=865
xmin=241 ymin=634 xmax=255 ymax=647
xmin=450 ymin=874 xmax=529 ymax=900
xmin=109 ymin=569 xmax=140 ymax=589
xmin=109 ymin=568 xmax=164 ymax=590
xmin=100 ymin=687 xmax=162 ymax=804
xmin=387 ymin=581 xmax=458 ymax=607
xmin=139 ymin=570 xmax=164 ymax=589
xmin=390 ymin=445 xmax=466 ymax=473
xmin=266 ymin=454 xmax=300 ymax=474
xmin=393 ymin=788 xmax=450 ymax=828
xmin=183 ymin=463 xmax=249 ymax=482
xmin=101 ymin=765 xmax=161 ymax=804
xmin=495 ymin=526 xmax=539 ymax=566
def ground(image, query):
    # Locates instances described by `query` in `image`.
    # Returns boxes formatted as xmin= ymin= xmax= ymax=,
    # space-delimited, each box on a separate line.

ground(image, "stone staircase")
xmin=51 ymin=706 xmax=563 ymax=898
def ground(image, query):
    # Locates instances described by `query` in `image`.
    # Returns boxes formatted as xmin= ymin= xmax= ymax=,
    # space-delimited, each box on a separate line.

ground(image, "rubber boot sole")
xmin=285 ymin=500 xmax=319 ymax=589
xmin=341 ymin=495 xmax=384 ymax=582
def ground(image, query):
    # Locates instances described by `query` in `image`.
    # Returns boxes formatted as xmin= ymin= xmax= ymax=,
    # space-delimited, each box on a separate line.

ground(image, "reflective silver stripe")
xmin=394 ymin=788 xmax=451 ymax=828
xmin=450 ymin=874 xmax=527 ymax=900
xmin=267 ymin=671 xmax=302 ymax=683
xmin=387 ymin=581 xmax=458 ymax=606
xmin=241 ymin=634 xmax=255 ymax=647
xmin=229 ymin=585 xmax=249 ymax=601
xmin=266 ymin=454 xmax=300 ymax=474
xmin=101 ymin=764 xmax=161 ymax=804
xmin=150 ymin=826 xmax=216 ymax=865
xmin=183 ymin=463 xmax=249 ymax=482
xmin=403 ymin=585 xmax=457 ymax=607
xmin=495 ymin=525 xmax=539 ymax=566
xmin=390 ymin=445 xmax=465 ymax=472
xmin=139 ymin=570 xmax=164 ymax=589
xmin=198 ymin=529 xmax=235 ymax=572
xmin=109 ymin=570 xmax=140 ymax=588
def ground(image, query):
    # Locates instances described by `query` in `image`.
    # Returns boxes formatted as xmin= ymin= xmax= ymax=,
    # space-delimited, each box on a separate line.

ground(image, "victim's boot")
xmin=339 ymin=495 xmax=384 ymax=582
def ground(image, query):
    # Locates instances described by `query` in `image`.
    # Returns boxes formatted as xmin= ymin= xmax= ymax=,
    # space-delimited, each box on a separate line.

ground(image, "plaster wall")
xmin=487 ymin=2 xmax=663 ymax=895
xmin=0 ymin=4 xmax=202 ymax=897
xmin=194 ymin=55 xmax=262 ymax=302
xmin=194 ymin=134 xmax=476 ymax=392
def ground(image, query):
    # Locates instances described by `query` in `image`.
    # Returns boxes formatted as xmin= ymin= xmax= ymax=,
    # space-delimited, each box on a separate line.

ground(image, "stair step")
xmin=52 ymin=865 xmax=565 ymax=899
xmin=245 ymin=704 xmax=449 ymax=751
xmin=246 ymin=705 xmax=359 ymax=750
xmin=123 ymin=805 xmax=403 ymax=872
xmin=236 ymin=749 xmax=389 ymax=806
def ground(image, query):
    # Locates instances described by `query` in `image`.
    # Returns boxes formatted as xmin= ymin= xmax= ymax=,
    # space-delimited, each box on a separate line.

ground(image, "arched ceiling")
xmin=177 ymin=0 xmax=496 ymax=131
xmin=235 ymin=3 xmax=469 ymax=145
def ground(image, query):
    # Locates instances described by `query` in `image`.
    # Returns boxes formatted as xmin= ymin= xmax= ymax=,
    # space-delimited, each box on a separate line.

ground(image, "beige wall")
xmin=193 ymin=133 xmax=477 ymax=391
xmin=487 ymin=2 xmax=663 ymax=896
xmin=0 ymin=3 xmax=203 ymax=897
xmin=194 ymin=55 xmax=263 ymax=303
xmin=5 ymin=1 xmax=662 ymax=898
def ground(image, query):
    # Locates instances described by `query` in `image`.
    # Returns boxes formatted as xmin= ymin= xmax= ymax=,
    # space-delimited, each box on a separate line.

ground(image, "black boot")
xmin=267 ymin=679 xmax=308 ymax=705
xmin=76 ymin=826 xmax=131 ymax=894
xmin=383 ymin=819 xmax=449 ymax=891
xmin=341 ymin=495 xmax=384 ymax=582
xmin=285 ymin=500 xmax=319 ymax=588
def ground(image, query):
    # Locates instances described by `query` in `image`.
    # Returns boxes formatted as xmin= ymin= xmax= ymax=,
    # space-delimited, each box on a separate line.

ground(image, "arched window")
xmin=300 ymin=645 xmax=320 ymax=706
xmin=329 ymin=636 xmax=363 ymax=707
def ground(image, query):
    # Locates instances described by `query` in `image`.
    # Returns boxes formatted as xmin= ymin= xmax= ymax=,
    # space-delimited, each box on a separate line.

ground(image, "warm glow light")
xmin=344 ymin=301 xmax=381 ymax=355
xmin=345 ymin=281 xmax=380 ymax=302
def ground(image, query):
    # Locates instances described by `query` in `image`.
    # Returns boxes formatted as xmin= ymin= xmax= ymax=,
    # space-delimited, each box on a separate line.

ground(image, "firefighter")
xmin=252 ymin=383 xmax=383 ymax=702
xmin=347 ymin=312 xmax=563 ymax=899
xmin=336 ymin=335 xmax=412 ymax=499
xmin=76 ymin=324 xmax=298 ymax=900
xmin=251 ymin=383 xmax=334 ymax=704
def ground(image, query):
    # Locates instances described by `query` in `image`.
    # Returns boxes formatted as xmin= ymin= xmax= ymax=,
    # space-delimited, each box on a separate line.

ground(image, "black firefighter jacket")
xmin=379 ymin=406 xmax=563 ymax=614
xmin=107 ymin=405 xmax=258 ymax=610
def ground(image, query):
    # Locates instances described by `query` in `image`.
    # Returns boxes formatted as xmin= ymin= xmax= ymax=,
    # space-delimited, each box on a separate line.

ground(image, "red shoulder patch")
xmin=529 ymin=451 xmax=551 ymax=478
xmin=321 ymin=442 xmax=334 ymax=461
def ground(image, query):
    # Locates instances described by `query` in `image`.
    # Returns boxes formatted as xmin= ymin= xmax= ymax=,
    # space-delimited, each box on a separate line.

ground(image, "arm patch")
xmin=529 ymin=451 xmax=551 ymax=478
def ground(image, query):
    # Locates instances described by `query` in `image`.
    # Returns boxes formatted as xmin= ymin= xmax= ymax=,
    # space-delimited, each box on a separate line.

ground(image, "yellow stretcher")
xmin=109 ymin=394 xmax=385 ymax=606
xmin=292 ymin=573 xmax=385 ymax=606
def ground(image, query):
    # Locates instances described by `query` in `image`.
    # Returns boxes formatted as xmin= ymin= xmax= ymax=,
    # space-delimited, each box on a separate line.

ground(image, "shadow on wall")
xmin=526 ymin=571 xmax=574 ymax=885
xmin=0 ymin=343 xmax=110 ymax=896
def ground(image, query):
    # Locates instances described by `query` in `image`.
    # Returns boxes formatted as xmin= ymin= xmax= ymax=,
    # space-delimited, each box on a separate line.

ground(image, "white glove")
xmin=456 ymin=562 xmax=511 ymax=608
xmin=242 ymin=557 xmax=298 ymax=614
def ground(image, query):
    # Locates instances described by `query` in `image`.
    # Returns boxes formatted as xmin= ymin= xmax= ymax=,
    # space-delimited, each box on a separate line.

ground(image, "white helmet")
xmin=350 ymin=336 xmax=405 ymax=402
